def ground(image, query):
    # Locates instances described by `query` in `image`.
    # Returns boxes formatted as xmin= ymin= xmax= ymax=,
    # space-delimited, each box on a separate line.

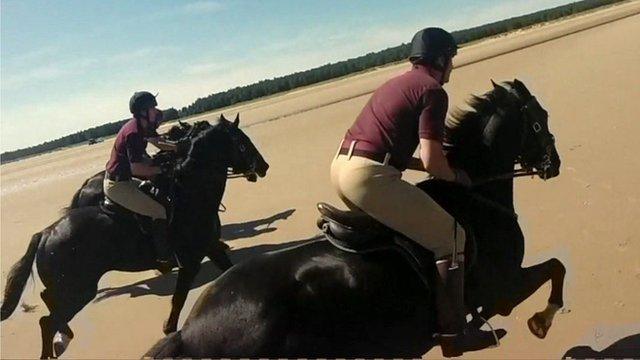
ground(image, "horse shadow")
xmin=93 ymin=234 xmax=319 ymax=302
xmin=562 ymin=333 xmax=640 ymax=359
xmin=221 ymin=209 xmax=296 ymax=241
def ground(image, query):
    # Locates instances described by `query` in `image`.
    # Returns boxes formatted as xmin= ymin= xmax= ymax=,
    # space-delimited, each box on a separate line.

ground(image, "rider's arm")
xmin=147 ymin=136 xmax=178 ymax=152
xmin=417 ymin=88 xmax=455 ymax=181
xmin=419 ymin=138 xmax=456 ymax=181
xmin=131 ymin=162 xmax=162 ymax=179
xmin=127 ymin=133 xmax=162 ymax=179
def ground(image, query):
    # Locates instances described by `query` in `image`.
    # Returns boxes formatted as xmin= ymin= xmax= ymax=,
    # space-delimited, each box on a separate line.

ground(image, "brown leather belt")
xmin=105 ymin=172 xmax=131 ymax=182
xmin=338 ymin=147 xmax=388 ymax=164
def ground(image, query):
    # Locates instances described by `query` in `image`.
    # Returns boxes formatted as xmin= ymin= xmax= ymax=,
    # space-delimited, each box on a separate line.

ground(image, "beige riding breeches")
xmin=103 ymin=179 xmax=167 ymax=220
xmin=330 ymin=154 xmax=464 ymax=259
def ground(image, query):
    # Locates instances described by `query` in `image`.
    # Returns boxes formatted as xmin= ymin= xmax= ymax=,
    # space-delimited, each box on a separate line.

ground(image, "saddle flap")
xmin=101 ymin=197 xmax=153 ymax=235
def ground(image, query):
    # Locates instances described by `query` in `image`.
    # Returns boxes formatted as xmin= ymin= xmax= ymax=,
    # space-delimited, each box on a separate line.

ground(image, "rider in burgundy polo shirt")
xmin=104 ymin=91 xmax=179 ymax=265
xmin=330 ymin=28 xmax=495 ymax=356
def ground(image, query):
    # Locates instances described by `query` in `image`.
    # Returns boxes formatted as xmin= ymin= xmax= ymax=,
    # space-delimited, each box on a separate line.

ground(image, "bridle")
xmin=473 ymin=86 xmax=555 ymax=186
xmin=220 ymin=122 xmax=259 ymax=180
xmin=163 ymin=121 xmax=258 ymax=181
xmin=517 ymin=95 xmax=555 ymax=181
xmin=457 ymin=85 xmax=557 ymax=219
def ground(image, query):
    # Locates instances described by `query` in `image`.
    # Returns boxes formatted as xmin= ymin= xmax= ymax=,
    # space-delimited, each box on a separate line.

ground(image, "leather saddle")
xmin=317 ymin=202 xmax=436 ymax=289
xmin=101 ymin=181 xmax=173 ymax=234
xmin=316 ymin=202 xmax=394 ymax=252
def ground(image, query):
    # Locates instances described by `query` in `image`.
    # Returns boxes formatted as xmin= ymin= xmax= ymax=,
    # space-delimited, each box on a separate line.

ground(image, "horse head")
xmin=178 ymin=113 xmax=269 ymax=182
xmin=496 ymin=79 xmax=560 ymax=180
xmin=446 ymin=79 xmax=560 ymax=182
xmin=218 ymin=113 xmax=269 ymax=181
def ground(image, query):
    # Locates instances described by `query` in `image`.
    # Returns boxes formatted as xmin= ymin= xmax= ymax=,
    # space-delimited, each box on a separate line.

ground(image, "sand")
xmin=2 ymin=1 xmax=640 ymax=358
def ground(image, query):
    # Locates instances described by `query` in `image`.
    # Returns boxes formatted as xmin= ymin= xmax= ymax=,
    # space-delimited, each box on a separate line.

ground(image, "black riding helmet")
xmin=409 ymin=27 xmax=458 ymax=69
xmin=129 ymin=91 xmax=158 ymax=118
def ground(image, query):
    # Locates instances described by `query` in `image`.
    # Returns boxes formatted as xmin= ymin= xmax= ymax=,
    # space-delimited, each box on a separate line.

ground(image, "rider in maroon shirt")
xmin=104 ymin=92 xmax=180 ymax=265
xmin=343 ymin=63 xmax=450 ymax=171
xmin=332 ymin=28 xmax=495 ymax=356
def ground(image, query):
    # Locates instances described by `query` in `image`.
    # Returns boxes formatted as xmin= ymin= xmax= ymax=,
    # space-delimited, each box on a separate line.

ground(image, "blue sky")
xmin=1 ymin=0 xmax=575 ymax=152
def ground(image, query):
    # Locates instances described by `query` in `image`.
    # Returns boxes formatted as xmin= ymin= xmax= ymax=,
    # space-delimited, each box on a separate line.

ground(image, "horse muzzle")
xmin=537 ymin=146 xmax=561 ymax=180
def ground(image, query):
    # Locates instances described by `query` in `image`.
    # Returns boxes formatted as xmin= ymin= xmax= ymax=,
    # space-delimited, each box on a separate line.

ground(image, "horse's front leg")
xmin=163 ymin=263 xmax=201 ymax=334
xmin=503 ymin=258 xmax=566 ymax=339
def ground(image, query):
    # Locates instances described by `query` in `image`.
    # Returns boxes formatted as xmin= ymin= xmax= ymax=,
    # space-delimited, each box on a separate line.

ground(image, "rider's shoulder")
xmin=398 ymin=66 xmax=443 ymax=93
xmin=119 ymin=118 xmax=142 ymax=135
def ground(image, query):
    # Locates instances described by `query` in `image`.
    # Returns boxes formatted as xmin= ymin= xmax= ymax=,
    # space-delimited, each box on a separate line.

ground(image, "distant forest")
xmin=1 ymin=0 xmax=624 ymax=163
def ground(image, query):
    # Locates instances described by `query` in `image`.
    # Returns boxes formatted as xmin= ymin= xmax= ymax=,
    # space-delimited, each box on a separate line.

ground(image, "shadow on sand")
xmin=221 ymin=209 xmax=296 ymax=241
xmin=562 ymin=333 xmax=640 ymax=359
xmin=93 ymin=234 xmax=321 ymax=302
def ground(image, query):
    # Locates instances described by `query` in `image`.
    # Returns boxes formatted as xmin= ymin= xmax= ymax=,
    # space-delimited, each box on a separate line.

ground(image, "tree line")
xmin=1 ymin=0 xmax=623 ymax=164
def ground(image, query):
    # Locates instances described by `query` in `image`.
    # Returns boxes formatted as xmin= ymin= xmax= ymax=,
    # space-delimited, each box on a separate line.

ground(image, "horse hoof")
xmin=53 ymin=332 xmax=71 ymax=357
xmin=527 ymin=312 xmax=549 ymax=339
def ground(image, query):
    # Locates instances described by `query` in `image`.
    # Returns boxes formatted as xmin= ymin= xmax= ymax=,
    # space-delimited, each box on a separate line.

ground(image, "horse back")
xmin=178 ymin=240 xmax=435 ymax=358
xmin=35 ymin=206 xmax=155 ymax=286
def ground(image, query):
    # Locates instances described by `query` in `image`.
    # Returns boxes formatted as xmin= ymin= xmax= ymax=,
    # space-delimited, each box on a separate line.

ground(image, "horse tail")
xmin=143 ymin=330 xmax=183 ymax=358
xmin=1 ymin=231 xmax=42 ymax=321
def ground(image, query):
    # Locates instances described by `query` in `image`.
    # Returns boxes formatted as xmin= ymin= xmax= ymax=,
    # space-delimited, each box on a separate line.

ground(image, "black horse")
xmin=1 ymin=115 xmax=269 ymax=359
xmin=67 ymin=117 xmax=261 ymax=274
xmin=144 ymin=79 xmax=566 ymax=358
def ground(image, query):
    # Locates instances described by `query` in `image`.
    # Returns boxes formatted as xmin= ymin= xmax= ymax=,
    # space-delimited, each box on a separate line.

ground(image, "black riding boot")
xmin=435 ymin=256 xmax=498 ymax=357
xmin=151 ymin=219 xmax=172 ymax=264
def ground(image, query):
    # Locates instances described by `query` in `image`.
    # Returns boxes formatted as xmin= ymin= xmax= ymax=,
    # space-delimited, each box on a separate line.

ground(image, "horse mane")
xmin=444 ymin=84 xmax=507 ymax=147
xmin=179 ymin=121 xmax=230 ymax=173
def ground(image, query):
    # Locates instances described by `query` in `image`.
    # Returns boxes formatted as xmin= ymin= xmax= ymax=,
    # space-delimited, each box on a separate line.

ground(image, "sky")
xmin=0 ymin=0 xmax=577 ymax=152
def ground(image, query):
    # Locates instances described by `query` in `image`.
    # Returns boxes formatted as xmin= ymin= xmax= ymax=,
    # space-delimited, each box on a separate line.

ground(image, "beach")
xmin=2 ymin=1 xmax=640 ymax=358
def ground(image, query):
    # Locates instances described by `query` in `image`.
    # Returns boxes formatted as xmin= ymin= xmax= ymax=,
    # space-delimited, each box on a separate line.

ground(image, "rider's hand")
xmin=453 ymin=168 xmax=473 ymax=187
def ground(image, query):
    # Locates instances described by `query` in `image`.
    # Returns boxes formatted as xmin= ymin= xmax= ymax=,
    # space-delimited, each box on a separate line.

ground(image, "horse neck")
xmin=176 ymin=140 xmax=231 ymax=212
xmin=476 ymin=179 xmax=515 ymax=211
xmin=178 ymin=170 xmax=227 ymax=213
xmin=451 ymin=114 xmax=518 ymax=176
xmin=450 ymin=109 xmax=520 ymax=209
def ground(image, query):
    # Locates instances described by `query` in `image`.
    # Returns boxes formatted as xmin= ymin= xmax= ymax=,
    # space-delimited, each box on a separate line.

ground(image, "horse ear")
xmin=491 ymin=79 xmax=508 ymax=98
xmin=512 ymin=78 xmax=522 ymax=88
xmin=220 ymin=113 xmax=227 ymax=122
xmin=233 ymin=113 xmax=240 ymax=127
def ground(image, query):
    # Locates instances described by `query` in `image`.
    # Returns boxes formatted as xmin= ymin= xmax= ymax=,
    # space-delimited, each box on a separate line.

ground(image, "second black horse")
xmin=1 ymin=115 xmax=269 ymax=359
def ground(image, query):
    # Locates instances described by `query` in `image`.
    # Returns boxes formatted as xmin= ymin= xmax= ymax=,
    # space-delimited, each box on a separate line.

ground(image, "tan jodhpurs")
xmin=330 ymin=153 xmax=464 ymax=259
xmin=103 ymin=179 xmax=166 ymax=220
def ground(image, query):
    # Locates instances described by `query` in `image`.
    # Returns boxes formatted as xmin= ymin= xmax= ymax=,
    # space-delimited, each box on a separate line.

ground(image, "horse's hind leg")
xmin=40 ymin=285 xmax=97 ymax=357
xmin=503 ymin=258 xmax=566 ymax=339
